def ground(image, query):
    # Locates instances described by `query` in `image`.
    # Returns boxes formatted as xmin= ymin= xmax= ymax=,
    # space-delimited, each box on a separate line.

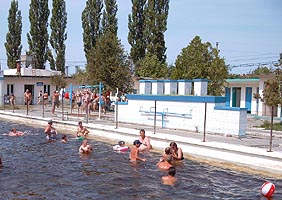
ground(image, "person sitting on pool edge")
xmin=44 ymin=120 xmax=58 ymax=140
xmin=9 ymin=128 xmax=24 ymax=136
xmin=138 ymin=129 xmax=152 ymax=151
xmin=77 ymin=121 xmax=89 ymax=138
xmin=130 ymin=140 xmax=145 ymax=162
xmin=79 ymin=139 xmax=93 ymax=154
xmin=162 ymin=166 xmax=177 ymax=186
xmin=170 ymin=142 xmax=184 ymax=160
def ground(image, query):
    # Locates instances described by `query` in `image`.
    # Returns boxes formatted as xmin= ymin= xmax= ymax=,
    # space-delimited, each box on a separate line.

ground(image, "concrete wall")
xmin=118 ymin=95 xmax=247 ymax=136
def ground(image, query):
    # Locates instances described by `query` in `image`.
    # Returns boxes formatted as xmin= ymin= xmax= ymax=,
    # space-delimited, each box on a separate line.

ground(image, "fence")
xmin=1 ymin=94 xmax=282 ymax=153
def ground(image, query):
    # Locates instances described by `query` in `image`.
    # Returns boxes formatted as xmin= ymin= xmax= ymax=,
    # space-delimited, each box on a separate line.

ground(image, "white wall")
xmin=118 ymin=98 xmax=247 ymax=136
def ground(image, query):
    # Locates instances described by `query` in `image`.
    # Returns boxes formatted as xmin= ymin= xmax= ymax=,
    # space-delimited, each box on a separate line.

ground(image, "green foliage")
xmin=81 ymin=0 xmax=103 ymax=62
xmin=128 ymin=0 xmax=147 ymax=65
xmin=5 ymin=0 xmax=22 ymax=69
xmin=71 ymin=67 xmax=88 ymax=85
xmin=145 ymin=0 xmax=169 ymax=64
xmin=27 ymin=0 xmax=50 ymax=69
xmin=49 ymin=0 xmax=67 ymax=74
xmin=260 ymin=120 xmax=282 ymax=131
xmin=172 ymin=36 xmax=228 ymax=96
xmin=135 ymin=54 xmax=168 ymax=78
xmin=102 ymin=0 xmax=118 ymax=35
xmin=262 ymin=79 xmax=282 ymax=107
xmin=87 ymin=32 xmax=133 ymax=92
xmin=50 ymin=74 xmax=67 ymax=89
xmin=250 ymin=66 xmax=273 ymax=75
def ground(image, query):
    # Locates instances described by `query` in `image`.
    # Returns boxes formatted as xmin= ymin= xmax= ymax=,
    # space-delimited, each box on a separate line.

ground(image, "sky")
xmin=0 ymin=0 xmax=281 ymax=75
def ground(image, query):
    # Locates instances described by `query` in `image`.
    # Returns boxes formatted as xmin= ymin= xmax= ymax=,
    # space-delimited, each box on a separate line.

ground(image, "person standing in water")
xmin=162 ymin=166 xmax=177 ymax=186
xmin=79 ymin=139 xmax=93 ymax=153
xmin=44 ymin=120 xmax=57 ymax=140
xmin=130 ymin=140 xmax=146 ymax=162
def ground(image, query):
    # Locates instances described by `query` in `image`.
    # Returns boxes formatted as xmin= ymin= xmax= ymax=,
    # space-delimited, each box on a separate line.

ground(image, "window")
xmin=44 ymin=85 xmax=50 ymax=96
xmin=7 ymin=84 xmax=14 ymax=95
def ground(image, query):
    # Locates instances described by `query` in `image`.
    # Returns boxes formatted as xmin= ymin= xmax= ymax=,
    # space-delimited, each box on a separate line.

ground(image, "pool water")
xmin=0 ymin=120 xmax=281 ymax=199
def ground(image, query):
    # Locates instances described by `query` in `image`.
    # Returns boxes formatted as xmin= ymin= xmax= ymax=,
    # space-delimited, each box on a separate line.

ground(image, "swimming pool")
xmin=0 ymin=120 xmax=281 ymax=199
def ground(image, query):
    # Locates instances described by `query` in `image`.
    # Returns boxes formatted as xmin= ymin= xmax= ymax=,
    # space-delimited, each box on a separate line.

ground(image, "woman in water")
xmin=170 ymin=142 xmax=184 ymax=160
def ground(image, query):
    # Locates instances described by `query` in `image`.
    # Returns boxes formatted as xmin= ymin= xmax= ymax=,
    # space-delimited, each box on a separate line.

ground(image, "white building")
xmin=225 ymin=75 xmax=280 ymax=117
xmin=0 ymin=65 xmax=76 ymax=106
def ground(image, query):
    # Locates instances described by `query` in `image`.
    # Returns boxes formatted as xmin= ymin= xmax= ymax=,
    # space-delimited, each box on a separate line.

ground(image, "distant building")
xmin=0 ymin=62 xmax=77 ymax=106
xmin=225 ymin=75 xmax=280 ymax=117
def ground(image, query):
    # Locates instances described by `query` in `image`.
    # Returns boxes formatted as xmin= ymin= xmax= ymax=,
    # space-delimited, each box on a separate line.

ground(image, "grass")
xmin=260 ymin=120 xmax=282 ymax=131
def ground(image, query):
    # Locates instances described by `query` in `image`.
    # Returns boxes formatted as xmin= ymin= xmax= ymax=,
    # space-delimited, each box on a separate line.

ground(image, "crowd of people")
xmin=0 ymin=119 xmax=182 ymax=186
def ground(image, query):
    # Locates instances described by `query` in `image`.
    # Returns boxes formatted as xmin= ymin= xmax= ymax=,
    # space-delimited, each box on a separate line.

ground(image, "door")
xmin=245 ymin=87 xmax=252 ymax=113
xmin=225 ymin=87 xmax=230 ymax=107
xmin=232 ymin=87 xmax=241 ymax=107
xmin=24 ymin=85 xmax=34 ymax=105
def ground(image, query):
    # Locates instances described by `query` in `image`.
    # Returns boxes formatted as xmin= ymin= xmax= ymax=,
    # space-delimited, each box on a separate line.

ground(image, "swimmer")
xmin=112 ymin=141 xmax=129 ymax=151
xmin=162 ymin=147 xmax=172 ymax=160
xmin=170 ymin=142 xmax=184 ymax=160
xmin=162 ymin=166 xmax=177 ymax=186
xmin=79 ymin=139 xmax=93 ymax=154
xmin=9 ymin=128 xmax=24 ymax=136
xmin=61 ymin=134 xmax=67 ymax=143
xmin=77 ymin=121 xmax=89 ymax=137
xmin=0 ymin=157 xmax=2 ymax=167
xmin=44 ymin=120 xmax=58 ymax=140
xmin=129 ymin=140 xmax=145 ymax=162
xmin=157 ymin=155 xmax=173 ymax=170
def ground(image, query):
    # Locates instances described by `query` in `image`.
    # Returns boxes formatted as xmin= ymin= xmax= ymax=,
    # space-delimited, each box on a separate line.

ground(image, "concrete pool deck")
xmin=1 ymin=106 xmax=282 ymax=177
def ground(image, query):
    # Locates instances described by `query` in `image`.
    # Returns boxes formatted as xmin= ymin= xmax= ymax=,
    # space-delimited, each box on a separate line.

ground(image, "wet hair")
xmin=118 ymin=141 xmax=125 ymax=146
xmin=62 ymin=135 xmax=67 ymax=140
xmin=168 ymin=167 xmax=176 ymax=176
xmin=170 ymin=142 xmax=177 ymax=148
xmin=165 ymin=147 xmax=171 ymax=154
xmin=78 ymin=121 xmax=82 ymax=125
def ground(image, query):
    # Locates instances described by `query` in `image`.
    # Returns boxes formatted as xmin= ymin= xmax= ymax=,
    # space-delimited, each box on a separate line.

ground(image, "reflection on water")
xmin=0 ymin=120 xmax=281 ymax=199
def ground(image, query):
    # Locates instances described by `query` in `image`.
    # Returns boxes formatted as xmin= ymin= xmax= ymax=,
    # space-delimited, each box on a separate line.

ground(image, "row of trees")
xmin=4 ymin=0 xmax=280 ymax=99
xmin=5 ymin=0 xmax=67 ymax=74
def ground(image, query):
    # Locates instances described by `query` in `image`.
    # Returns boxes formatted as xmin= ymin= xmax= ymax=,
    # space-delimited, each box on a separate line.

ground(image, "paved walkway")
xmin=1 ymin=104 xmax=282 ymax=177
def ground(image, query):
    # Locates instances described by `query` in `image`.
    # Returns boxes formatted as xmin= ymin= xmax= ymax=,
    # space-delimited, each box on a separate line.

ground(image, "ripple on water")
xmin=0 ymin=121 xmax=282 ymax=199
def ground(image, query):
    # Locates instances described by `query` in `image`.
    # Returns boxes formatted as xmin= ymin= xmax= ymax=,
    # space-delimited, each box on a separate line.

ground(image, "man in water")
xmin=79 ymin=139 xmax=93 ymax=153
xmin=44 ymin=120 xmax=57 ymax=140
xmin=77 ymin=121 xmax=89 ymax=137
xmin=130 ymin=140 xmax=146 ymax=162
xmin=9 ymin=128 xmax=24 ymax=136
xmin=162 ymin=166 xmax=177 ymax=186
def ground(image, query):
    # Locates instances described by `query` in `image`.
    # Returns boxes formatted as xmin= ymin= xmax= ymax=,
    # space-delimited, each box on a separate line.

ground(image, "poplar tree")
xmin=102 ymin=0 xmax=118 ymax=35
xmin=27 ymin=0 xmax=50 ymax=69
xmin=5 ymin=0 xmax=22 ymax=69
xmin=81 ymin=0 xmax=103 ymax=62
xmin=145 ymin=0 xmax=169 ymax=64
xmin=49 ymin=0 xmax=67 ymax=74
xmin=128 ymin=0 xmax=147 ymax=65
xmin=86 ymin=0 xmax=133 ymax=92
